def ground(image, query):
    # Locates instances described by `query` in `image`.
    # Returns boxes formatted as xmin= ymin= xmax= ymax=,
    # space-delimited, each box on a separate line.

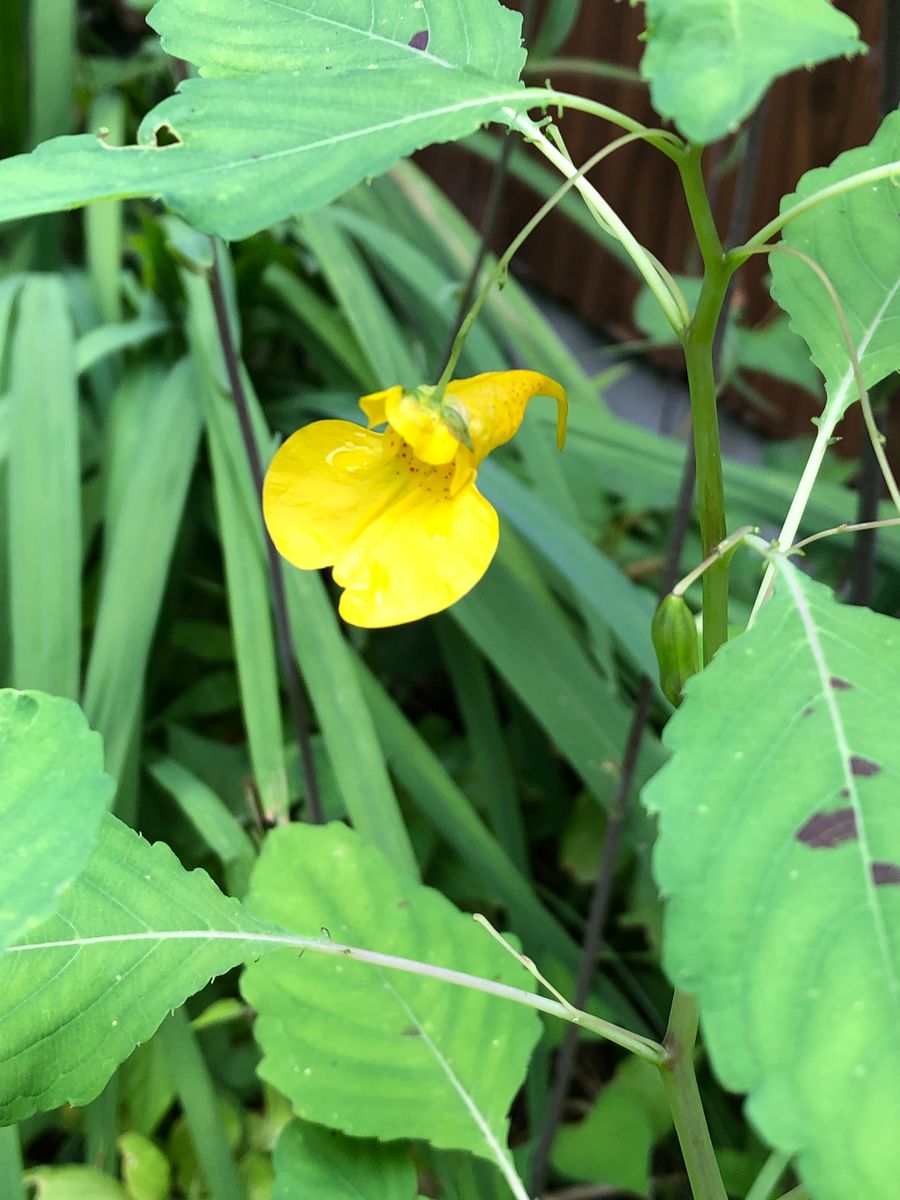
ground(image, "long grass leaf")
xmin=158 ymin=1011 xmax=246 ymax=1200
xmin=8 ymin=275 xmax=80 ymax=697
xmin=83 ymin=359 xmax=201 ymax=783
xmin=184 ymin=273 xmax=290 ymax=823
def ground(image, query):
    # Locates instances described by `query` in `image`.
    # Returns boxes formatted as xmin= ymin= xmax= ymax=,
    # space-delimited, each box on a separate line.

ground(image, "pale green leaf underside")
xmin=148 ymin=0 xmax=526 ymax=83
xmin=0 ymin=690 xmax=113 ymax=954
xmin=645 ymin=560 xmax=900 ymax=1200
xmin=770 ymin=111 xmax=900 ymax=425
xmin=273 ymin=1121 xmax=418 ymax=1200
xmin=242 ymin=823 xmax=541 ymax=1162
xmin=640 ymin=0 xmax=863 ymax=143
xmin=0 ymin=0 xmax=534 ymax=239
xmin=0 ymin=815 xmax=275 ymax=1123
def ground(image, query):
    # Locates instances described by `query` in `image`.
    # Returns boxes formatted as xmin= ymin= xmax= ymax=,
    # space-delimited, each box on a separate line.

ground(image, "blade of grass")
xmin=27 ymin=0 xmax=75 ymax=267
xmin=480 ymin=460 xmax=662 ymax=688
xmin=147 ymin=756 xmax=257 ymax=897
xmin=0 ymin=0 xmax=26 ymax=160
xmin=298 ymin=209 xmax=417 ymax=387
xmin=283 ymin=566 xmax=419 ymax=877
xmin=83 ymin=359 xmax=202 ymax=789
xmin=452 ymin=556 xmax=666 ymax=807
xmin=435 ymin=619 xmax=529 ymax=876
xmin=84 ymin=92 xmax=125 ymax=325
xmin=158 ymin=1011 xmax=246 ymax=1200
xmin=183 ymin=272 xmax=291 ymax=824
xmin=263 ymin=263 xmax=375 ymax=390
xmin=355 ymin=661 xmax=647 ymax=1032
xmin=8 ymin=275 xmax=80 ymax=698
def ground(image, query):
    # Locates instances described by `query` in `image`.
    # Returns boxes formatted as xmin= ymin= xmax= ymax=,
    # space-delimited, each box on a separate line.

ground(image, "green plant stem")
xmin=505 ymin=114 xmax=686 ymax=333
xmin=745 ymin=1150 xmax=791 ymax=1200
xmin=11 ymin=928 xmax=666 ymax=1065
xmin=0 ymin=1126 xmax=26 ymax=1200
xmin=734 ymin=161 xmax=900 ymax=258
xmin=655 ymin=144 xmax=733 ymax=1200
xmin=661 ymin=994 xmax=728 ymax=1200
xmin=678 ymin=145 xmax=733 ymax=663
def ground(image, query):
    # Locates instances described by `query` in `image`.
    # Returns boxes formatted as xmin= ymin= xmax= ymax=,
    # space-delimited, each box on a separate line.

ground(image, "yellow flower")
xmin=263 ymin=371 xmax=567 ymax=628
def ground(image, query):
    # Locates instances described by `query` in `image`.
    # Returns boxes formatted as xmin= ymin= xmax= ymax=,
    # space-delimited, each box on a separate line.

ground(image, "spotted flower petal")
xmin=263 ymin=420 xmax=497 ymax=628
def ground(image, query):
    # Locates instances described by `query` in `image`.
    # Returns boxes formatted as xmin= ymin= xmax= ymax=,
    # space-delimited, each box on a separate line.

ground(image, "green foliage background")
xmin=1 ymin=2 xmax=899 ymax=1200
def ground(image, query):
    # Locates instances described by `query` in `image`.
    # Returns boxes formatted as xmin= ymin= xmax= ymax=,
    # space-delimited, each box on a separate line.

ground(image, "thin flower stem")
xmin=742 ymin=244 xmax=900 ymax=624
xmin=504 ymin=114 xmax=687 ymax=334
xmin=206 ymin=243 xmax=323 ymax=825
xmin=734 ymin=161 xmax=900 ymax=257
xmin=790 ymin=516 xmax=900 ymax=553
xmin=434 ymin=128 xmax=670 ymax=397
xmin=745 ymin=1150 xmax=791 ymax=1200
xmin=8 ymin=928 xmax=667 ymax=1065
xmin=661 ymin=994 xmax=728 ymax=1200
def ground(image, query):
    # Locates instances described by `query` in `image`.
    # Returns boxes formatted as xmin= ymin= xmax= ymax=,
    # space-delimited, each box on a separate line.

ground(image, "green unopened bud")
xmin=652 ymin=594 xmax=700 ymax=707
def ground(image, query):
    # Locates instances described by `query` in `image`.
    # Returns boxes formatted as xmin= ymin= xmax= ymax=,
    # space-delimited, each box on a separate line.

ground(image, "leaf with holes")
xmin=0 ymin=814 xmax=277 ymax=1123
xmin=639 ymin=0 xmax=863 ymax=144
xmin=273 ymin=1122 xmax=418 ymax=1200
xmin=0 ymin=690 xmax=113 ymax=954
xmin=241 ymin=822 xmax=541 ymax=1172
xmin=644 ymin=557 xmax=900 ymax=1200
xmin=0 ymin=0 xmax=533 ymax=239
xmin=770 ymin=111 xmax=900 ymax=428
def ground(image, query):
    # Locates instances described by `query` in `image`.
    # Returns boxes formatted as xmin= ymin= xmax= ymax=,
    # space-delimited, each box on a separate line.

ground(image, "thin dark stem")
xmin=882 ymin=0 xmax=900 ymax=113
xmin=207 ymin=243 xmax=324 ymax=825
xmin=529 ymin=445 xmax=696 ymax=1196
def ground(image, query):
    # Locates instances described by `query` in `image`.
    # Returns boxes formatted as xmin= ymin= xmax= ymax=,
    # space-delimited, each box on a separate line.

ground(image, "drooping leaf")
xmin=0 ymin=689 xmax=113 ymax=954
xmin=770 ymin=111 xmax=900 ymax=427
xmin=644 ymin=557 xmax=900 ymax=1200
xmin=639 ymin=0 xmax=863 ymax=143
xmin=0 ymin=0 xmax=535 ymax=239
xmin=272 ymin=1122 xmax=418 ymax=1200
xmin=0 ymin=814 xmax=276 ymax=1123
xmin=242 ymin=822 xmax=541 ymax=1166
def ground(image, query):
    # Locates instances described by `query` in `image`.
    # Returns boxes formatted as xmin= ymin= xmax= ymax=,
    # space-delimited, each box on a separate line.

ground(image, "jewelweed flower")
xmin=263 ymin=371 xmax=567 ymax=628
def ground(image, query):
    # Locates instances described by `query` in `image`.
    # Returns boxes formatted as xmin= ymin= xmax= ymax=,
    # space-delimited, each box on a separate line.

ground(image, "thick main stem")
xmin=659 ymin=145 xmax=733 ymax=1200
xmin=679 ymin=146 xmax=732 ymax=663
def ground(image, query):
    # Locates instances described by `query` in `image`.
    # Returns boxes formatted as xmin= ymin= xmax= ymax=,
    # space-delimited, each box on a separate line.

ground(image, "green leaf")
xmin=639 ymin=0 xmax=863 ymax=143
xmin=0 ymin=814 xmax=274 ymax=1123
xmin=550 ymin=1069 xmax=657 ymax=1195
xmin=148 ymin=0 xmax=525 ymax=81
xmin=8 ymin=275 xmax=81 ymax=698
xmin=644 ymin=558 xmax=900 ymax=1200
xmin=0 ymin=0 xmax=533 ymax=238
xmin=242 ymin=822 xmax=541 ymax=1166
xmin=770 ymin=111 xmax=900 ymax=426
xmin=272 ymin=1122 xmax=418 ymax=1200
xmin=0 ymin=689 xmax=113 ymax=953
